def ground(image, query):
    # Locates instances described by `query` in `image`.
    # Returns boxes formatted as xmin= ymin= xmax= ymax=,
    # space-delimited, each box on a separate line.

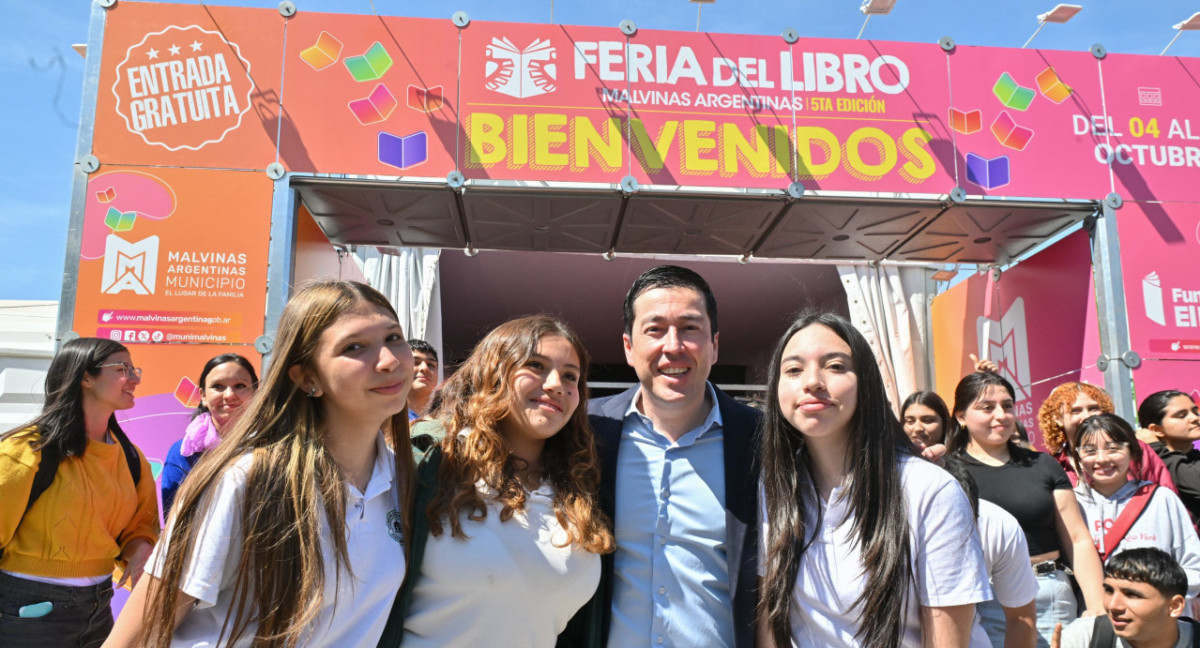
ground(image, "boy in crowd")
xmin=407 ymin=339 xmax=439 ymax=420
xmin=1056 ymin=547 xmax=1199 ymax=648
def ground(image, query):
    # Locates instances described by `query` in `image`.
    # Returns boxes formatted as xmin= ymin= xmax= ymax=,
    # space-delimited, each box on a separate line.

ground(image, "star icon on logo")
xmin=169 ymin=44 xmax=181 ymax=56
xmin=147 ymin=47 xmax=159 ymax=60
xmin=190 ymin=40 xmax=203 ymax=52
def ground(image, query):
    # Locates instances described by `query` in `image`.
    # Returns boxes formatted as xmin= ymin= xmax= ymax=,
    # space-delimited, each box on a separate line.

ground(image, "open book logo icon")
xmin=101 ymin=234 xmax=159 ymax=295
xmin=484 ymin=37 xmax=557 ymax=99
xmin=976 ymin=297 xmax=1032 ymax=401
xmin=1143 ymin=272 xmax=1166 ymax=326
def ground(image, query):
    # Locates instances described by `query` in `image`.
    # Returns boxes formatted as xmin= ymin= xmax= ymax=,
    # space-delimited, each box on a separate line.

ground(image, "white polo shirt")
xmin=147 ymin=433 xmax=406 ymax=647
xmin=762 ymin=454 xmax=992 ymax=646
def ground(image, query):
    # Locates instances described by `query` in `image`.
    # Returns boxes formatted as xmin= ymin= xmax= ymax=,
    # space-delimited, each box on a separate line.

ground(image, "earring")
xmin=306 ymin=387 xmax=318 ymax=398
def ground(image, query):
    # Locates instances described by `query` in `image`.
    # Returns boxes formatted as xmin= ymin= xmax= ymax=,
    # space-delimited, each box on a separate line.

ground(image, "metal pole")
xmin=1090 ymin=200 xmax=1139 ymax=423
xmin=1022 ymin=21 xmax=1046 ymax=48
xmin=1160 ymin=30 xmax=1183 ymax=55
xmin=856 ymin=14 xmax=871 ymax=39
xmin=696 ymin=4 xmax=702 ymax=32
xmin=56 ymin=1 xmax=110 ymax=349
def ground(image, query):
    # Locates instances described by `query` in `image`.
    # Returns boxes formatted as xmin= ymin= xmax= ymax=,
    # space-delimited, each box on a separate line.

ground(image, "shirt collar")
xmin=353 ymin=431 xmax=395 ymax=501
xmin=623 ymin=382 xmax=724 ymax=434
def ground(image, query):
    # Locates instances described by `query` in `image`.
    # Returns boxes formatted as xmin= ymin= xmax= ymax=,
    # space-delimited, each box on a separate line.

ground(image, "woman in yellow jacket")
xmin=0 ymin=336 xmax=159 ymax=648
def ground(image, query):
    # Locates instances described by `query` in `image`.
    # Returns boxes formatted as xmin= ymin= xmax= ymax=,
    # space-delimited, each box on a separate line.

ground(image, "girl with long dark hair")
xmin=759 ymin=312 xmax=989 ymax=647
xmin=945 ymin=372 xmax=1105 ymax=646
xmin=387 ymin=315 xmax=613 ymax=648
xmin=159 ymin=353 xmax=259 ymax=513
xmin=105 ymin=280 xmax=416 ymax=648
xmin=1139 ymin=390 xmax=1200 ymax=524
xmin=0 ymin=337 xmax=158 ymax=648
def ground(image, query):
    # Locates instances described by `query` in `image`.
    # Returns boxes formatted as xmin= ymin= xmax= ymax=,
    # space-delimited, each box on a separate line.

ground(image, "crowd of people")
xmin=1 ymin=266 xmax=1198 ymax=648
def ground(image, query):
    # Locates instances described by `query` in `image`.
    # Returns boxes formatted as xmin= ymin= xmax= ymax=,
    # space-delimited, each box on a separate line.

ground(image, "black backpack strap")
xmin=26 ymin=443 xmax=60 ymax=514
xmin=1181 ymin=616 xmax=1200 ymax=647
xmin=1090 ymin=614 xmax=1115 ymax=648
xmin=110 ymin=426 xmax=142 ymax=485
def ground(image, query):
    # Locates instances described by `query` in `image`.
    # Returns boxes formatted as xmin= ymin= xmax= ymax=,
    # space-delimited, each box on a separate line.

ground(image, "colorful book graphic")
xmin=104 ymin=207 xmax=137 ymax=232
xmin=407 ymin=85 xmax=444 ymax=113
xmin=379 ymin=130 xmax=428 ymax=170
xmin=345 ymin=42 xmax=392 ymax=82
xmin=1036 ymin=67 xmax=1072 ymax=104
xmin=993 ymin=72 xmax=1035 ymax=111
xmin=991 ymin=111 xmax=1034 ymax=151
xmin=300 ymin=31 xmax=343 ymax=71
xmin=1143 ymin=272 xmax=1166 ymax=325
xmin=949 ymin=108 xmax=982 ymax=135
xmin=349 ymin=84 xmax=397 ymax=125
xmin=484 ymin=38 xmax=557 ymax=99
xmin=966 ymin=153 xmax=1010 ymax=189
xmin=175 ymin=376 xmax=202 ymax=408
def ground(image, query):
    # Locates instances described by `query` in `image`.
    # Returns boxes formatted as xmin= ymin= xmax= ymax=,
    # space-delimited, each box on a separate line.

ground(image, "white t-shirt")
xmin=147 ymin=434 xmax=406 ymax=647
xmin=1075 ymin=480 xmax=1200 ymax=598
xmin=978 ymin=500 xmax=1039 ymax=607
xmin=402 ymin=480 xmax=601 ymax=648
xmin=761 ymin=454 xmax=992 ymax=647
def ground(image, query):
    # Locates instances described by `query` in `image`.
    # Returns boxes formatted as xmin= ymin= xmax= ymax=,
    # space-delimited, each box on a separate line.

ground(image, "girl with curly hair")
xmin=385 ymin=315 xmax=613 ymax=648
xmin=1037 ymin=382 xmax=1175 ymax=492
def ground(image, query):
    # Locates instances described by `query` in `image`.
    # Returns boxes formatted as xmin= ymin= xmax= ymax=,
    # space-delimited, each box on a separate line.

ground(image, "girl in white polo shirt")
xmin=759 ymin=312 xmax=991 ymax=647
xmin=104 ymin=281 xmax=417 ymax=648
xmin=392 ymin=315 xmax=613 ymax=648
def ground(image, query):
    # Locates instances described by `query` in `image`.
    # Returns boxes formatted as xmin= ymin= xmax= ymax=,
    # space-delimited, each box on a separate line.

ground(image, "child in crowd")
xmin=1055 ymin=547 xmax=1199 ymax=648
xmin=159 ymin=353 xmax=258 ymax=513
xmin=380 ymin=315 xmax=613 ymax=648
xmin=0 ymin=337 xmax=158 ymax=648
xmin=758 ymin=312 xmax=990 ymax=647
xmin=1071 ymin=414 xmax=1200 ymax=599
xmin=105 ymin=280 xmax=415 ymax=647
xmin=948 ymin=371 xmax=1106 ymax=646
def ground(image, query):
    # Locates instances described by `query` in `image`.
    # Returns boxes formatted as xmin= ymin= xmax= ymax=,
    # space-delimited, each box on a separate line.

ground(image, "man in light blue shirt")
xmin=583 ymin=265 xmax=761 ymax=648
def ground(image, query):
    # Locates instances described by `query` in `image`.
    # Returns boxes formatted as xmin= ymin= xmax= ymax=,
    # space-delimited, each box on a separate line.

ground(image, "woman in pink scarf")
xmin=159 ymin=354 xmax=258 ymax=513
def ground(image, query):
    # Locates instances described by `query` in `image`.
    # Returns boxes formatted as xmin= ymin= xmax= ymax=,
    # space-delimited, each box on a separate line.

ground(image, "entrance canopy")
xmin=296 ymin=177 xmax=1092 ymax=265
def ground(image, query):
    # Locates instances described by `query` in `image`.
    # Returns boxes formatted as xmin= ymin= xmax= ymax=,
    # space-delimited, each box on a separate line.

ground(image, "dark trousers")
xmin=0 ymin=571 xmax=114 ymax=648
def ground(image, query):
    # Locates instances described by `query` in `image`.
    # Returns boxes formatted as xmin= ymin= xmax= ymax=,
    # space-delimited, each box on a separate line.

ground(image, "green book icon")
xmin=345 ymin=42 xmax=393 ymax=82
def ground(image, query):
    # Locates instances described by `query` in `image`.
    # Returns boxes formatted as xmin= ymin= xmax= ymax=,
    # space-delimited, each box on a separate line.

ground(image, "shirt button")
xmin=656 ymin=636 xmax=664 ymax=644
xmin=658 ymin=586 xmax=666 ymax=595
xmin=661 ymin=489 xmax=669 ymax=497
xmin=659 ymin=537 xmax=667 ymax=545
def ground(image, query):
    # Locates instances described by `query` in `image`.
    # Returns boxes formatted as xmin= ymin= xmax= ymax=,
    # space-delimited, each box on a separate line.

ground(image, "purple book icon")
xmin=378 ymin=131 xmax=428 ymax=170
xmin=965 ymin=153 xmax=1010 ymax=190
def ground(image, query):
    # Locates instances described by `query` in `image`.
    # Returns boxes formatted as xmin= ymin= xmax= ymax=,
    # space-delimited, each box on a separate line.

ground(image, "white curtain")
xmin=357 ymin=246 xmax=444 ymax=381
xmin=837 ymin=264 xmax=934 ymax=415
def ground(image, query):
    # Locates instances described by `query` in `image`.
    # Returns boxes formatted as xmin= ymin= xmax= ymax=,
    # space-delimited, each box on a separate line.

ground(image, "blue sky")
xmin=2 ymin=0 xmax=1198 ymax=301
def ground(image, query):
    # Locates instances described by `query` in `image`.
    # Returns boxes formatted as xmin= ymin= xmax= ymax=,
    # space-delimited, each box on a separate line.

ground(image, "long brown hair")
xmin=142 ymin=281 xmax=414 ymax=648
xmin=426 ymin=315 xmax=613 ymax=554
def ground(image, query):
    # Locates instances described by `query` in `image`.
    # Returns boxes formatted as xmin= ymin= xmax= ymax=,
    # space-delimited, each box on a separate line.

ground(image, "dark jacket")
xmin=562 ymin=385 xmax=761 ymax=648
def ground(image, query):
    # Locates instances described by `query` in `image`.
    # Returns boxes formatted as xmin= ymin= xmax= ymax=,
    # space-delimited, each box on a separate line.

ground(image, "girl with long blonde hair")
xmin=384 ymin=315 xmax=613 ymax=648
xmin=105 ymin=280 xmax=416 ymax=648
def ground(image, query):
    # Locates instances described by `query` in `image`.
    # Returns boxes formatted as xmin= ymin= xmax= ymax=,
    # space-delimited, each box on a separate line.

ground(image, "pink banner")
xmin=945 ymin=46 xmax=1110 ymax=200
xmin=1119 ymin=202 xmax=1200 ymax=361
xmin=1100 ymin=54 xmax=1200 ymax=204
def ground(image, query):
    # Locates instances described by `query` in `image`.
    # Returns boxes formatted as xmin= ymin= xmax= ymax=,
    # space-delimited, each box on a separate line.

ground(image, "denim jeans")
xmin=0 ymin=571 xmax=114 ymax=648
xmin=976 ymin=598 xmax=1006 ymax=647
xmin=1033 ymin=569 xmax=1077 ymax=648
